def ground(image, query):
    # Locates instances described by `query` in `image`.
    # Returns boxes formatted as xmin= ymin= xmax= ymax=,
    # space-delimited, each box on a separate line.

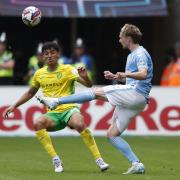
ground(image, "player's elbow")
xmin=141 ymin=71 xmax=147 ymax=80
xmin=139 ymin=69 xmax=147 ymax=80
xmin=86 ymin=83 xmax=93 ymax=87
xmin=84 ymin=81 xmax=93 ymax=87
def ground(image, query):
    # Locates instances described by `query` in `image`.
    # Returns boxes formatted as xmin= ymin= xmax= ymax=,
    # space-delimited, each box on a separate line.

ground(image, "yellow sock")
xmin=36 ymin=129 xmax=57 ymax=158
xmin=80 ymin=128 xmax=101 ymax=160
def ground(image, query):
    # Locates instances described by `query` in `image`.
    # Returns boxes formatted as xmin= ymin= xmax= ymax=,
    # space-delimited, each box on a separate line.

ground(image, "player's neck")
xmin=129 ymin=44 xmax=140 ymax=52
xmin=47 ymin=63 xmax=59 ymax=72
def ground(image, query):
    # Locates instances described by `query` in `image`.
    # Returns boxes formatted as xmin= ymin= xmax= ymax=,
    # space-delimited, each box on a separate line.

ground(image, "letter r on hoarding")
xmin=128 ymin=97 xmax=158 ymax=130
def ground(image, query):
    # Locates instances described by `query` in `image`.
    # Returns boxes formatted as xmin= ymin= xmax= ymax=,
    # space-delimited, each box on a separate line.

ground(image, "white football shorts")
xmin=103 ymin=84 xmax=146 ymax=133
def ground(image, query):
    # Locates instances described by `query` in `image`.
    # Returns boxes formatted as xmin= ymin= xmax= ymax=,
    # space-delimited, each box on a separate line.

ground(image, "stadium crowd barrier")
xmin=0 ymin=86 xmax=179 ymax=136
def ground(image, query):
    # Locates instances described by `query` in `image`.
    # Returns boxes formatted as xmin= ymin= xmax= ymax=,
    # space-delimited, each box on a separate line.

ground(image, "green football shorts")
xmin=44 ymin=107 xmax=80 ymax=131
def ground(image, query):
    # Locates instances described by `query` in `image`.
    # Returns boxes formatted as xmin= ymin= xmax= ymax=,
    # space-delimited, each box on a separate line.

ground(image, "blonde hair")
xmin=121 ymin=24 xmax=142 ymax=43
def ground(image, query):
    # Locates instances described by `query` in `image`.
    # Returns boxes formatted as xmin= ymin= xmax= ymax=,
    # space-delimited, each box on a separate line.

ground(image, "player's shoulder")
xmin=134 ymin=46 xmax=147 ymax=58
xmin=59 ymin=64 xmax=75 ymax=70
xmin=34 ymin=66 xmax=47 ymax=75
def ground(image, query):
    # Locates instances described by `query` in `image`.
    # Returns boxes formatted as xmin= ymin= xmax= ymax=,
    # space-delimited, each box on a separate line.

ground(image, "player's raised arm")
xmin=114 ymin=68 xmax=147 ymax=81
xmin=77 ymin=67 xmax=92 ymax=87
xmin=125 ymin=68 xmax=147 ymax=80
xmin=3 ymin=86 xmax=39 ymax=118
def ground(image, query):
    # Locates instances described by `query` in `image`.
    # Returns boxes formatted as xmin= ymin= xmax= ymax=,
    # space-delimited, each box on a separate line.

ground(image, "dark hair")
xmin=42 ymin=41 xmax=60 ymax=52
xmin=121 ymin=24 xmax=142 ymax=44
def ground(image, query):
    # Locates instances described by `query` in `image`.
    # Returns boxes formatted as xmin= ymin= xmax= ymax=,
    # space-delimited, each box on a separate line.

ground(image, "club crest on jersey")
xmin=56 ymin=72 xmax=62 ymax=79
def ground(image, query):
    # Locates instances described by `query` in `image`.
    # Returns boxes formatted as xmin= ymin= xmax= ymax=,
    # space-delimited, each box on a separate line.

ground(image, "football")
xmin=22 ymin=6 xmax=41 ymax=27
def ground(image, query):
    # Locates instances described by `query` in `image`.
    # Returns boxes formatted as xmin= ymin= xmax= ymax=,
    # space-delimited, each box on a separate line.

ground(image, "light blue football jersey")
xmin=125 ymin=46 xmax=153 ymax=99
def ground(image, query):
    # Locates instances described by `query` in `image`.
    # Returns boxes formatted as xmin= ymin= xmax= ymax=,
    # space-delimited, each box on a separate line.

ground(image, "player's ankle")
xmin=95 ymin=157 xmax=102 ymax=161
xmin=132 ymin=160 xmax=140 ymax=165
xmin=53 ymin=155 xmax=60 ymax=160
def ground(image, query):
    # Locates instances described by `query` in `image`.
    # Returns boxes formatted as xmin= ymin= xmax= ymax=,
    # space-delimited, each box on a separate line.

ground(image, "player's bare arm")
xmin=3 ymin=86 xmax=39 ymax=118
xmin=114 ymin=68 xmax=147 ymax=81
xmin=77 ymin=67 xmax=92 ymax=87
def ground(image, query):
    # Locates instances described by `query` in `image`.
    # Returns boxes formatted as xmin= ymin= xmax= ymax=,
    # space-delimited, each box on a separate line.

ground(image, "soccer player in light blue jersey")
xmin=37 ymin=24 xmax=153 ymax=174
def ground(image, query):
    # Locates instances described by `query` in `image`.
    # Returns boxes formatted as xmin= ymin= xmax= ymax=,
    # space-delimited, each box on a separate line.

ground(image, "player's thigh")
xmin=34 ymin=115 xmax=56 ymax=130
xmin=44 ymin=108 xmax=81 ymax=131
xmin=114 ymin=106 xmax=139 ymax=134
xmin=102 ymin=85 xmax=139 ymax=107
xmin=68 ymin=112 xmax=86 ymax=132
xmin=43 ymin=112 xmax=69 ymax=131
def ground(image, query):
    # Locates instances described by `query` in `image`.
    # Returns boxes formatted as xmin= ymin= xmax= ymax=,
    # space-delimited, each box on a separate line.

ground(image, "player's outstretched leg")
xmin=36 ymin=95 xmax=59 ymax=110
xmin=107 ymin=123 xmax=145 ymax=174
xmin=36 ymin=90 xmax=96 ymax=110
xmin=35 ymin=118 xmax=63 ymax=173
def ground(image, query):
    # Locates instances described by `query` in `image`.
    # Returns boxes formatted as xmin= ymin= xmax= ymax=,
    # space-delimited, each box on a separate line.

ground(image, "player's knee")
xmin=106 ymin=129 xmax=121 ymax=138
xmin=34 ymin=118 xmax=47 ymax=131
xmin=106 ymin=130 xmax=113 ymax=138
xmin=93 ymin=87 xmax=102 ymax=96
xmin=34 ymin=123 xmax=42 ymax=131
xmin=72 ymin=117 xmax=86 ymax=132
xmin=76 ymin=121 xmax=86 ymax=132
xmin=68 ymin=113 xmax=86 ymax=132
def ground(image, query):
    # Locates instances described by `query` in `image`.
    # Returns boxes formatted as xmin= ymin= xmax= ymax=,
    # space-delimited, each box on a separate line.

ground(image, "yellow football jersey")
xmin=32 ymin=64 xmax=79 ymax=112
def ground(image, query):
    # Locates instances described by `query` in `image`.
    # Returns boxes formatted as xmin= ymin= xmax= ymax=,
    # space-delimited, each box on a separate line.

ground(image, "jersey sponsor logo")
xmin=41 ymin=82 xmax=63 ymax=88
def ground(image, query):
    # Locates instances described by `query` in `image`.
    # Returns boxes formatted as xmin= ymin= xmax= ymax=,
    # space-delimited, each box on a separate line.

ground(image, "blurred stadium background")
xmin=0 ymin=1 xmax=180 ymax=180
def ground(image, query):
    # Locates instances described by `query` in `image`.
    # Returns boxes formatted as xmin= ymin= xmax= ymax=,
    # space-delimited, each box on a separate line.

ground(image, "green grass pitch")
xmin=0 ymin=136 xmax=179 ymax=180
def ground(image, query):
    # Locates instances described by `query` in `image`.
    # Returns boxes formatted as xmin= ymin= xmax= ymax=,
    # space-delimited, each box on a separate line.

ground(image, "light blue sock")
xmin=109 ymin=136 xmax=139 ymax=163
xmin=57 ymin=90 xmax=96 ymax=104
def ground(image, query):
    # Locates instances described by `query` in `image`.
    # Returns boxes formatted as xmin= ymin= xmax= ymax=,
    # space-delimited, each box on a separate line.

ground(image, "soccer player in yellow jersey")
xmin=3 ymin=42 xmax=109 ymax=173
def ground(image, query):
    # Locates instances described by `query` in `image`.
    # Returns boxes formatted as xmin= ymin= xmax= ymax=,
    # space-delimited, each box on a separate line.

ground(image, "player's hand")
xmin=77 ymin=67 xmax=88 ymax=78
xmin=104 ymin=71 xmax=115 ymax=80
xmin=114 ymin=72 xmax=126 ymax=80
xmin=3 ymin=105 xmax=15 ymax=118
